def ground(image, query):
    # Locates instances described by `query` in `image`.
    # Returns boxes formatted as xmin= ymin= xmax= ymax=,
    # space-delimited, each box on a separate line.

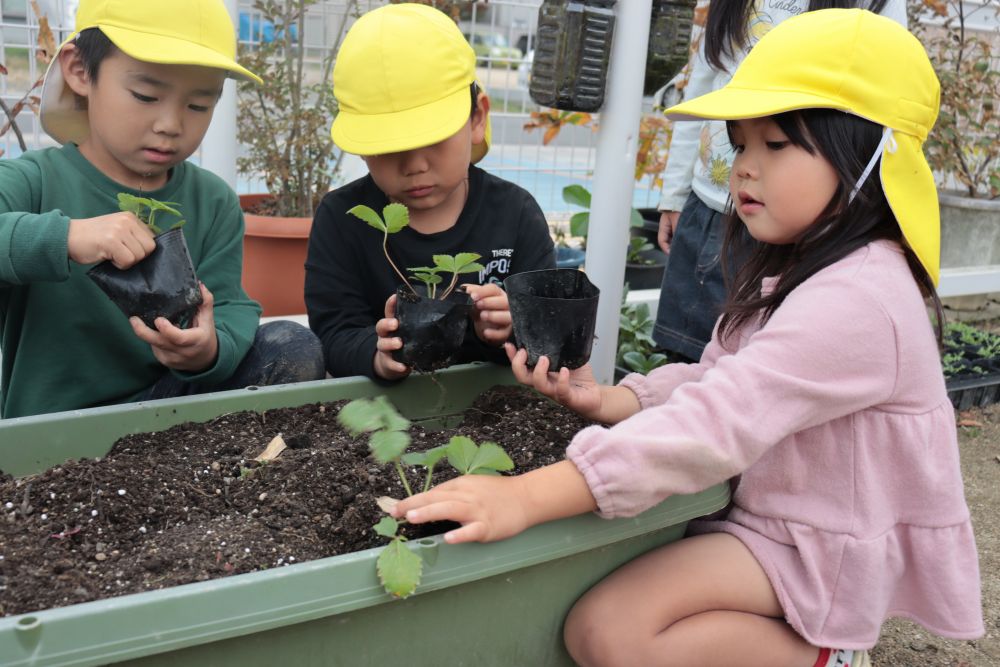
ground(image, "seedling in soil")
xmin=117 ymin=193 xmax=186 ymax=235
xmin=407 ymin=253 xmax=484 ymax=300
xmin=347 ymin=203 xmax=484 ymax=299
xmin=337 ymin=397 xmax=513 ymax=599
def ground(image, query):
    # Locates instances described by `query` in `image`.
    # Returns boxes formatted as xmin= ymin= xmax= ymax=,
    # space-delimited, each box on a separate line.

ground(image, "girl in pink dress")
xmin=393 ymin=10 xmax=984 ymax=666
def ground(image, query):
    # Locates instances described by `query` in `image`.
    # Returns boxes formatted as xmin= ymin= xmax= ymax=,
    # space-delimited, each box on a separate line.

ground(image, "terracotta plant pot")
xmin=239 ymin=194 xmax=312 ymax=317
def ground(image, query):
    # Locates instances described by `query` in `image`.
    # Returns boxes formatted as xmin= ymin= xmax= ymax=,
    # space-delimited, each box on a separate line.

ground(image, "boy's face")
xmin=61 ymin=46 xmax=225 ymax=190
xmin=362 ymin=97 xmax=488 ymax=215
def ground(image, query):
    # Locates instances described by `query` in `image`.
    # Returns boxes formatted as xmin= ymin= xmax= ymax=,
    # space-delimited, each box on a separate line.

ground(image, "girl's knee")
xmin=564 ymin=596 xmax=640 ymax=667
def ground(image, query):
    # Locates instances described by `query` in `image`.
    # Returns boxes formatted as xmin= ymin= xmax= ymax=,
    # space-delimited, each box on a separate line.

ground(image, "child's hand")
xmin=67 ymin=213 xmax=157 ymax=269
xmin=464 ymin=282 xmax=512 ymax=346
xmin=129 ymin=283 xmax=218 ymax=372
xmin=392 ymin=473 xmax=531 ymax=544
xmin=373 ymin=293 xmax=411 ymax=380
xmin=505 ymin=343 xmax=604 ymax=419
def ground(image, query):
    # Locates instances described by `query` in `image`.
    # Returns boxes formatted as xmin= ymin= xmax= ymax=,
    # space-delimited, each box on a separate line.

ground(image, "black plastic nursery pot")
xmin=0 ymin=364 xmax=731 ymax=667
xmin=87 ymin=228 xmax=202 ymax=328
xmin=392 ymin=285 xmax=474 ymax=372
xmin=624 ymin=247 xmax=668 ymax=290
xmin=505 ymin=268 xmax=600 ymax=369
xmin=947 ymin=372 xmax=1000 ymax=410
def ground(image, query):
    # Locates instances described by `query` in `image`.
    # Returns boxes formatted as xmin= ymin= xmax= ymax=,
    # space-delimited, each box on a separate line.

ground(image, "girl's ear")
xmin=59 ymin=43 xmax=92 ymax=97
xmin=471 ymin=91 xmax=490 ymax=144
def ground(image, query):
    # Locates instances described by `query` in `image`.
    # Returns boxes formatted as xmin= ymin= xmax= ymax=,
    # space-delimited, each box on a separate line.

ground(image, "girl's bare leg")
xmin=564 ymin=532 xmax=820 ymax=667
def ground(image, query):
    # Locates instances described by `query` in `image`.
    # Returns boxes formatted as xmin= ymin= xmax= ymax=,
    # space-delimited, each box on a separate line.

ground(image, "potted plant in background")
xmin=913 ymin=0 xmax=1000 ymax=287
xmin=236 ymin=0 xmax=353 ymax=316
xmin=526 ymin=108 xmax=674 ymax=288
xmin=0 ymin=0 xmax=54 ymax=156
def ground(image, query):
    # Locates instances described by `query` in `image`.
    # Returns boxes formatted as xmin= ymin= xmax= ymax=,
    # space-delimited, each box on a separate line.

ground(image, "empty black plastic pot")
xmin=392 ymin=285 xmax=475 ymax=372
xmin=88 ymin=228 xmax=202 ymax=328
xmin=505 ymin=269 xmax=600 ymax=369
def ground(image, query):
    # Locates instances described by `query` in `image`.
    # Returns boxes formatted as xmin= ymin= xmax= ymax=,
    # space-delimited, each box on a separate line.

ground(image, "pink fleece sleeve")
xmin=568 ymin=276 xmax=899 ymax=518
xmin=619 ymin=326 xmax=728 ymax=408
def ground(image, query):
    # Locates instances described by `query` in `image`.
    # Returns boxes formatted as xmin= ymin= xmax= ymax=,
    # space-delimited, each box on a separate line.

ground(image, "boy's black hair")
xmin=717 ymin=109 xmax=944 ymax=345
xmin=470 ymin=82 xmax=480 ymax=117
xmin=73 ymin=27 xmax=117 ymax=82
xmin=704 ymin=0 xmax=889 ymax=71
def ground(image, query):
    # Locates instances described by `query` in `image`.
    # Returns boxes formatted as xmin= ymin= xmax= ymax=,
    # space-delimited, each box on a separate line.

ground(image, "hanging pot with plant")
xmin=87 ymin=194 xmax=202 ymax=328
xmin=348 ymin=203 xmax=482 ymax=372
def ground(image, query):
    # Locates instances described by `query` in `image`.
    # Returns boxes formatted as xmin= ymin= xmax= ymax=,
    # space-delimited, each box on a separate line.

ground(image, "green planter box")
xmin=0 ymin=363 xmax=729 ymax=667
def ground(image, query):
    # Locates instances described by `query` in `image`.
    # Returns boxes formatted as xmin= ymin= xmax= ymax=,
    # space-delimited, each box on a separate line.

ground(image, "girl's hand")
xmin=373 ymin=294 xmax=411 ymax=380
xmin=130 ymin=282 xmax=218 ymax=372
xmin=658 ymin=210 xmax=680 ymax=254
xmin=464 ymin=282 xmax=512 ymax=346
xmin=505 ymin=343 xmax=603 ymax=419
xmin=392 ymin=474 xmax=531 ymax=544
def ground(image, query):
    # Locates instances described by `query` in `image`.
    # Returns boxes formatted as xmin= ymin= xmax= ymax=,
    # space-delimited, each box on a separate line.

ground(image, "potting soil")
xmin=0 ymin=386 xmax=594 ymax=617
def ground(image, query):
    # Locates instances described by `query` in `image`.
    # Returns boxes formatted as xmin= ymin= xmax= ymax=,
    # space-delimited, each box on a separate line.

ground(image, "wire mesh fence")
xmin=0 ymin=0 xmax=668 ymax=217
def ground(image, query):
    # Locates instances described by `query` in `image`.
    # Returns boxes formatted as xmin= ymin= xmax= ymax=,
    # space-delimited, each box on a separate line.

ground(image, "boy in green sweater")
xmin=0 ymin=0 xmax=324 ymax=419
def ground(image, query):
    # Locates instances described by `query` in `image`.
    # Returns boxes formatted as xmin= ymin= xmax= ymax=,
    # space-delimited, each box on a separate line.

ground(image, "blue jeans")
xmin=134 ymin=321 xmax=325 ymax=401
xmin=653 ymin=193 xmax=727 ymax=362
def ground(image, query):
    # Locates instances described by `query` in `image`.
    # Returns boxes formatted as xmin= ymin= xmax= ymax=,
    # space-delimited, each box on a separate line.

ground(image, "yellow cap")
xmin=665 ymin=9 xmax=942 ymax=284
xmin=331 ymin=3 xmax=490 ymax=163
xmin=40 ymin=0 xmax=261 ymax=145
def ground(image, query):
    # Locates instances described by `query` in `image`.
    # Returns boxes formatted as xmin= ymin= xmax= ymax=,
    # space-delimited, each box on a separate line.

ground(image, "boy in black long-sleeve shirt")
xmin=305 ymin=4 xmax=554 ymax=381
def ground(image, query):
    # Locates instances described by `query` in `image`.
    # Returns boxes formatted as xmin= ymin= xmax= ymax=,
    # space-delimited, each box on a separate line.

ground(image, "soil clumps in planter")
xmin=0 ymin=386 xmax=594 ymax=617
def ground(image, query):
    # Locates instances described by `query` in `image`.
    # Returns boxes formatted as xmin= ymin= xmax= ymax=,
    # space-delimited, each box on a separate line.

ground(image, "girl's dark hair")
xmin=716 ymin=109 xmax=944 ymax=345
xmin=704 ymin=0 xmax=889 ymax=70
xmin=72 ymin=27 xmax=116 ymax=82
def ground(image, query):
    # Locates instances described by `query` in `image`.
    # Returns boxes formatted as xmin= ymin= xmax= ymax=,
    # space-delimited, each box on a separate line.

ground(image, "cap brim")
xmin=882 ymin=133 xmax=939 ymax=285
xmin=333 ymin=84 xmax=483 ymax=158
xmin=101 ymin=25 xmax=261 ymax=84
xmin=664 ymin=86 xmax=850 ymax=122
xmin=39 ymin=50 xmax=91 ymax=145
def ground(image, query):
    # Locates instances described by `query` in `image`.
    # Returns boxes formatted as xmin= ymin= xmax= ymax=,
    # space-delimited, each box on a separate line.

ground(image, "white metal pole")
xmin=200 ymin=0 xmax=239 ymax=189
xmin=586 ymin=0 xmax=652 ymax=384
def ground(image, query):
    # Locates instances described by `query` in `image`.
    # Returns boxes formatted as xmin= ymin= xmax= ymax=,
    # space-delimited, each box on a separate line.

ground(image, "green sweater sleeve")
xmin=0 ymin=158 xmax=72 ymax=285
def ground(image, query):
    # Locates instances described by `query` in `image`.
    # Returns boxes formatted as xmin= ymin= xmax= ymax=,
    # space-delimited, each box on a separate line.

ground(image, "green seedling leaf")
xmin=629 ymin=207 xmax=644 ymax=228
xmin=466 ymin=441 xmax=514 ymax=475
xmin=370 ymin=430 xmax=411 ymax=464
xmin=569 ymin=211 xmax=589 ymax=238
xmin=337 ymin=397 xmax=410 ymax=435
xmin=377 ymin=539 xmax=423 ymax=599
xmin=402 ymin=444 xmax=449 ymax=469
xmin=336 ymin=398 xmax=385 ymax=434
xmin=410 ymin=271 xmax=443 ymax=285
xmin=373 ymin=516 xmax=399 ymax=538
xmin=117 ymin=193 xmax=185 ymax=234
xmin=562 ymin=183 xmax=592 ymax=208
xmin=382 ymin=203 xmax=409 ymax=233
xmin=446 ymin=435 xmax=479 ymax=474
xmin=347 ymin=204 xmax=387 ymax=232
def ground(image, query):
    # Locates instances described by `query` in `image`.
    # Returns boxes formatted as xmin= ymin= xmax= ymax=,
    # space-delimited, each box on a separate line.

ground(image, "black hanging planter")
xmin=505 ymin=268 xmax=600 ymax=370
xmin=392 ymin=286 xmax=475 ymax=372
xmin=87 ymin=228 xmax=202 ymax=328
